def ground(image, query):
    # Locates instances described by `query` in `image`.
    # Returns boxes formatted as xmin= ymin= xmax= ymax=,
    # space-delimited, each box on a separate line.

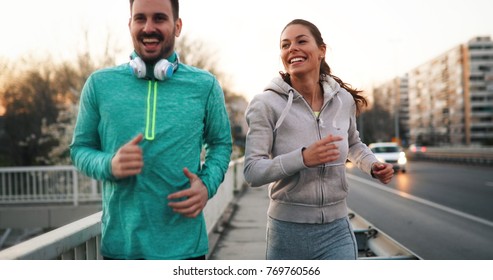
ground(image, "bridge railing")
xmin=0 ymin=166 xmax=101 ymax=206
xmin=406 ymin=146 xmax=493 ymax=166
xmin=0 ymin=158 xmax=245 ymax=260
xmin=0 ymin=157 xmax=420 ymax=260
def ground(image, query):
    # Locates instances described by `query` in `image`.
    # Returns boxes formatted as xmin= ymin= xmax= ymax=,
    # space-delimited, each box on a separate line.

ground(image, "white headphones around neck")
xmin=129 ymin=52 xmax=180 ymax=80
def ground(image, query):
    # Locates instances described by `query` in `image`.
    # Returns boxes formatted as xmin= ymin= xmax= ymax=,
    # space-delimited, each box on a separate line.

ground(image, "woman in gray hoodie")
xmin=244 ymin=19 xmax=394 ymax=260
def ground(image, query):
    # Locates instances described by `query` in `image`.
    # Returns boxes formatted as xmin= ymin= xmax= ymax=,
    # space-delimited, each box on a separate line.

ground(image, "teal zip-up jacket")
xmin=70 ymin=54 xmax=232 ymax=259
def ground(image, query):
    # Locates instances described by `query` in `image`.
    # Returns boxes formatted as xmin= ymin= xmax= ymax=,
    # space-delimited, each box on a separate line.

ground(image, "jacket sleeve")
xmin=243 ymin=95 xmax=306 ymax=187
xmin=347 ymin=102 xmax=378 ymax=175
xmin=197 ymin=78 xmax=232 ymax=199
xmin=69 ymin=75 xmax=115 ymax=181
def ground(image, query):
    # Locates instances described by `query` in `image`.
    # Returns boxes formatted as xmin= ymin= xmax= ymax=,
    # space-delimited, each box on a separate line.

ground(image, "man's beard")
xmin=138 ymin=30 xmax=176 ymax=65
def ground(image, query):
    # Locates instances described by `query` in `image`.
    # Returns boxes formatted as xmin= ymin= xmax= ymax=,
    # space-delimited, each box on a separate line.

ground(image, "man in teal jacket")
xmin=70 ymin=0 xmax=232 ymax=259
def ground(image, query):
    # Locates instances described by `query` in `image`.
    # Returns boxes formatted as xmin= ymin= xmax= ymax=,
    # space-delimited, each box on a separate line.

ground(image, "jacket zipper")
xmin=302 ymin=98 xmax=327 ymax=210
xmin=316 ymin=98 xmax=333 ymax=212
xmin=145 ymin=80 xmax=158 ymax=140
xmin=301 ymin=94 xmax=335 ymax=214
xmin=316 ymin=117 xmax=325 ymax=212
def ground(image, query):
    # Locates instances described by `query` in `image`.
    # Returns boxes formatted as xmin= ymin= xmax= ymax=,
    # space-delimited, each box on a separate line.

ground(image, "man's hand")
xmin=371 ymin=162 xmax=394 ymax=184
xmin=111 ymin=134 xmax=144 ymax=179
xmin=302 ymin=135 xmax=343 ymax=167
xmin=168 ymin=168 xmax=209 ymax=218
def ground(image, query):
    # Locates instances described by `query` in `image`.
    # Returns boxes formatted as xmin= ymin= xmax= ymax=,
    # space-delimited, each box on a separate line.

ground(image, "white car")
xmin=368 ymin=142 xmax=407 ymax=173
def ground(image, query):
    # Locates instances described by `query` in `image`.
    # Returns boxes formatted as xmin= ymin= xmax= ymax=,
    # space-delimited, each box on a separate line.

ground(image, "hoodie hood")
xmin=264 ymin=75 xmax=343 ymax=133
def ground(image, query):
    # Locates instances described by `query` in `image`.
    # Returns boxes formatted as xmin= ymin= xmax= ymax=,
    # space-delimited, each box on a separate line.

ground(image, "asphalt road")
xmin=346 ymin=160 xmax=493 ymax=259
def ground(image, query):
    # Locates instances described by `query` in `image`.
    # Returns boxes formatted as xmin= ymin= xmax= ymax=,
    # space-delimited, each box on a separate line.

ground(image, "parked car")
xmin=368 ymin=142 xmax=407 ymax=173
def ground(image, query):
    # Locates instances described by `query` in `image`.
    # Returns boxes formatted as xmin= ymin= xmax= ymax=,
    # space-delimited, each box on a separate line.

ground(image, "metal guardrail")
xmin=0 ymin=157 xmax=420 ymax=260
xmin=0 ymin=212 xmax=103 ymax=260
xmin=0 ymin=166 xmax=101 ymax=206
xmin=349 ymin=212 xmax=421 ymax=260
xmin=406 ymin=146 xmax=493 ymax=166
xmin=0 ymin=158 xmax=245 ymax=260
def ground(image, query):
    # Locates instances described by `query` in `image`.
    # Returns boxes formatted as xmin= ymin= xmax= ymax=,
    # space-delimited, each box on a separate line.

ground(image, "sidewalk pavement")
xmin=208 ymin=185 xmax=269 ymax=260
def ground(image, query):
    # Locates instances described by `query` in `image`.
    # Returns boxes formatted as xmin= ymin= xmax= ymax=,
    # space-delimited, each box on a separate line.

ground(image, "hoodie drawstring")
xmin=273 ymin=84 xmax=342 ymax=134
xmin=145 ymin=80 xmax=158 ymax=140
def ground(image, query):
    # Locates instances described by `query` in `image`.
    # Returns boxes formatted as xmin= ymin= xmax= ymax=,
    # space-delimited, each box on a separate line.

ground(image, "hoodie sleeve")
xmin=70 ymin=75 xmax=115 ymax=181
xmin=197 ymin=78 xmax=232 ymax=199
xmin=347 ymin=102 xmax=378 ymax=175
xmin=243 ymin=94 xmax=306 ymax=187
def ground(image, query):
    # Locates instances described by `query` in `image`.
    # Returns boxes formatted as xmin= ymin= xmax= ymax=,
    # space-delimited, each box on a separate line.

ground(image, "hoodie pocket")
xmin=321 ymin=165 xmax=348 ymax=206
xmin=270 ymin=168 xmax=321 ymax=206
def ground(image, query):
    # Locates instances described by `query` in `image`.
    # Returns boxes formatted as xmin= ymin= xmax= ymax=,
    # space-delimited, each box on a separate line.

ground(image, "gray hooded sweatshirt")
xmin=244 ymin=75 xmax=378 ymax=224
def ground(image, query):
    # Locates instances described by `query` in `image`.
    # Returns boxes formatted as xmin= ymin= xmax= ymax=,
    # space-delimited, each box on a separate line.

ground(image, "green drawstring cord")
xmin=145 ymin=81 xmax=158 ymax=140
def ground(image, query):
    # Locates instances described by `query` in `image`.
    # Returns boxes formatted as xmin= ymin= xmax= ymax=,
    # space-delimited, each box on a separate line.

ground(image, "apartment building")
xmin=467 ymin=37 xmax=493 ymax=145
xmin=372 ymin=75 xmax=410 ymax=146
xmin=375 ymin=36 xmax=493 ymax=146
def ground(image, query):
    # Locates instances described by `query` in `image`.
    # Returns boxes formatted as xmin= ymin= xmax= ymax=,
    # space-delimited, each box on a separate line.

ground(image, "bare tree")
xmin=176 ymin=36 xmax=247 ymax=156
xmin=359 ymin=102 xmax=394 ymax=144
xmin=35 ymin=32 xmax=122 ymax=165
xmin=0 ymin=34 xmax=248 ymax=166
xmin=0 ymin=32 xmax=121 ymax=166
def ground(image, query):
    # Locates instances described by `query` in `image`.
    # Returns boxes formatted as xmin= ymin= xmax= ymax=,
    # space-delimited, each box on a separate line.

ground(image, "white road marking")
xmin=347 ymin=174 xmax=493 ymax=228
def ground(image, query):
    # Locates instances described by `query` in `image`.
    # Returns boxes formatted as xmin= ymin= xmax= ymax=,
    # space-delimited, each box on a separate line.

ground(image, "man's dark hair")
xmin=129 ymin=0 xmax=179 ymax=20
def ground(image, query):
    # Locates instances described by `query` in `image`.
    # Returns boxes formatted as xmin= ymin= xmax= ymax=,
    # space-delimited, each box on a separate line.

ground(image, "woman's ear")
xmin=319 ymin=44 xmax=327 ymax=60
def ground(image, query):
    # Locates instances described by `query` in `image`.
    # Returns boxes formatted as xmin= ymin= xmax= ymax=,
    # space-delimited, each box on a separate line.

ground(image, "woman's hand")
xmin=371 ymin=162 xmax=394 ymax=184
xmin=302 ymin=135 xmax=343 ymax=167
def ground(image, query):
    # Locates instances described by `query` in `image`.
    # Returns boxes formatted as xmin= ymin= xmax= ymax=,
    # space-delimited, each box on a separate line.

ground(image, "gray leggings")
xmin=266 ymin=216 xmax=358 ymax=260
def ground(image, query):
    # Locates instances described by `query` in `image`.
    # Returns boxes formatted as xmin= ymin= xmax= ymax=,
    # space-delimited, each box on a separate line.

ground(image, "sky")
xmin=2 ymin=0 xmax=493 ymax=101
